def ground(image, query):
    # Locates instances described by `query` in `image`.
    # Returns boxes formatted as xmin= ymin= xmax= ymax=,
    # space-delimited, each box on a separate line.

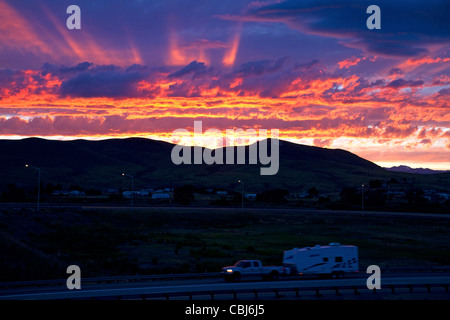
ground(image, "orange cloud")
xmin=223 ymin=23 xmax=243 ymax=66
xmin=1 ymin=58 xmax=449 ymax=169
xmin=337 ymin=56 xmax=361 ymax=69
xmin=400 ymin=56 xmax=450 ymax=69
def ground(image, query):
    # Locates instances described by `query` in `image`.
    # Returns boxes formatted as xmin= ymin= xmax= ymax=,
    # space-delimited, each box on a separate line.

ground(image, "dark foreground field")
xmin=1 ymin=207 xmax=449 ymax=282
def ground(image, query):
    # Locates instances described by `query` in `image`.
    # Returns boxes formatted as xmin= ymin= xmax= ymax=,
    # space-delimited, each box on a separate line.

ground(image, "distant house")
xmin=124 ymin=190 xmax=152 ymax=197
xmin=216 ymin=191 xmax=228 ymax=195
xmin=122 ymin=191 xmax=142 ymax=198
xmin=296 ymin=192 xmax=309 ymax=198
xmin=438 ymin=193 xmax=450 ymax=200
xmin=52 ymin=190 xmax=69 ymax=196
xmin=424 ymin=190 xmax=450 ymax=202
xmin=151 ymin=193 xmax=170 ymax=199
xmin=52 ymin=190 xmax=86 ymax=197
xmin=244 ymin=193 xmax=257 ymax=200
xmin=103 ymin=188 xmax=119 ymax=194
xmin=122 ymin=191 xmax=132 ymax=198
xmin=139 ymin=190 xmax=150 ymax=196
xmin=69 ymin=190 xmax=85 ymax=197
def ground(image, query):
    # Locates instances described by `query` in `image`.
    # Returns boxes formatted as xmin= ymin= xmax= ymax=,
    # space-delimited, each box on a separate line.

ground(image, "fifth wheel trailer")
xmin=283 ymin=243 xmax=359 ymax=278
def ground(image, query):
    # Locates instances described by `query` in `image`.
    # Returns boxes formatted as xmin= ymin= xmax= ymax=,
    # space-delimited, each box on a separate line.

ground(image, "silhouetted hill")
xmin=0 ymin=138 xmax=449 ymax=194
xmin=385 ymin=165 xmax=449 ymax=175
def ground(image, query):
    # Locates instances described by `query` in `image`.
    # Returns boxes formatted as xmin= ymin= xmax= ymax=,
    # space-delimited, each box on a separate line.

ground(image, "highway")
xmin=1 ymin=273 xmax=449 ymax=300
xmin=1 ymin=202 xmax=450 ymax=219
xmin=83 ymin=205 xmax=450 ymax=219
xmin=1 ymin=204 xmax=449 ymax=300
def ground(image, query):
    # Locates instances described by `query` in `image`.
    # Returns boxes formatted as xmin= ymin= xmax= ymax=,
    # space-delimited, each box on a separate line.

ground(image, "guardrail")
xmin=72 ymin=282 xmax=450 ymax=300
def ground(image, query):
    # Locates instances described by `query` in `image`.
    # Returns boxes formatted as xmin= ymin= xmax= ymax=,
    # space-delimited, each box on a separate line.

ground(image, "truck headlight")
xmin=226 ymin=269 xmax=233 ymax=273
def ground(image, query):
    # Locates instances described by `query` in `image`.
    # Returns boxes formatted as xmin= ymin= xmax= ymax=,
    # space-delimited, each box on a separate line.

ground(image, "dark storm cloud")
xmin=386 ymin=78 xmax=424 ymax=89
xmin=294 ymin=59 xmax=321 ymax=71
xmin=437 ymin=88 xmax=450 ymax=96
xmin=59 ymin=64 xmax=149 ymax=98
xmin=41 ymin=62 xmax=94 ymax=76
xmin=226 ymin=0 xmax=450 ymax=57
xmin=233 ymin=57 xmax=288 ymax=77
xmin=388 ymin=68 xmax=404 ymax=76
xmin=168 ymin=61 xmax=210 ymax=79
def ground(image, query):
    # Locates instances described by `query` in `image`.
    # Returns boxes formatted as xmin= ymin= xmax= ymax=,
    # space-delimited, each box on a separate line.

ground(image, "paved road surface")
xmin=76 ymin=205 xmax=450 ymax=219
xmin=1 ymin=274 xmax=449 ymax=300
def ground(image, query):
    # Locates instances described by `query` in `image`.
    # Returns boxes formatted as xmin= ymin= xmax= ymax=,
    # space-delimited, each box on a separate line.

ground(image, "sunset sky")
xmin=0 ymin=0 xmax=449 ymax=169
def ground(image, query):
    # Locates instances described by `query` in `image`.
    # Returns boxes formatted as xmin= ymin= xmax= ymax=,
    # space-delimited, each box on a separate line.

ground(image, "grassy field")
xmin=1 ymin=206 xmax=449 ymax=281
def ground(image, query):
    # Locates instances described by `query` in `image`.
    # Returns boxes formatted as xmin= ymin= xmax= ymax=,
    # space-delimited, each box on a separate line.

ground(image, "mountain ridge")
xmin=385 ymin=165 xmax=449 ymax=175
xmin=0 ymin=137 xmax=449 ymax=194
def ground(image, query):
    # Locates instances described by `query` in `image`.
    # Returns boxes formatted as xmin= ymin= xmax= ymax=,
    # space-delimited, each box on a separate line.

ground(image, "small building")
xmin=151 ymin=193 xmax=171 ymax=199
xmin=103 ymin=188 xmax=119 ymax=194
xmin=52 ymin=190 xmax=69 ymax=196
xmin=122 ymin=191 xmax=142 ymax=198
xmin=68 ymin=190 xmax=85 ymax=197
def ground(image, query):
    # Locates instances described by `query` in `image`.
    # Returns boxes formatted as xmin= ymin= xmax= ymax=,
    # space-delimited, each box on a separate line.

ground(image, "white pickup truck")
xmin=221 ymin=260 xmax=289 ymax=282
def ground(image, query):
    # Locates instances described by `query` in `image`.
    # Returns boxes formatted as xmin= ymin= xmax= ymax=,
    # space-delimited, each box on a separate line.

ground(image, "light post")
xmin=25 ymin=164 xmax=40 ymax=210
xmin=122 ymin=173 xmax=134 ymax=207
xmin=238 ymin=180 xmax=244 ymax=213
xmin=361 ymin=184 xmax=364 ymax=216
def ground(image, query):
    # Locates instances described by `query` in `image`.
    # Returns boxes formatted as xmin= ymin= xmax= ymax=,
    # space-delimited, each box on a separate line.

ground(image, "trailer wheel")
xmin=331 ymin=271 xmax=344 ymax=279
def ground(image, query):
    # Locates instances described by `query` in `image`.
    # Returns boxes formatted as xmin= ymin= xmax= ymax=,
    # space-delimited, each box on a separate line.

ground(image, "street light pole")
xmin=238 ymin=180 xmax=244 ymax=213
xmin=361 ymin=184 xmax=364 ymax=216
xmin=122 ymin=173 xmax=134 ymax=207
xmin=25 ymin=164 xmax=40 ymax=210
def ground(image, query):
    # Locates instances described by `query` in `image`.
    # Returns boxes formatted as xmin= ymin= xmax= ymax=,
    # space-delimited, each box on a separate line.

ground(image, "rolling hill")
xmin=0 ymin=137 xmax=449 ymax=195
xmin=385 ymin=165 xmax=449 ymax=175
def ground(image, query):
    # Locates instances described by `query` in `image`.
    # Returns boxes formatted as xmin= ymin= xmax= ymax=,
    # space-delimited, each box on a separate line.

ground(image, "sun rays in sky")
xmin=0 ymin=0 xmax=449 ymax=169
